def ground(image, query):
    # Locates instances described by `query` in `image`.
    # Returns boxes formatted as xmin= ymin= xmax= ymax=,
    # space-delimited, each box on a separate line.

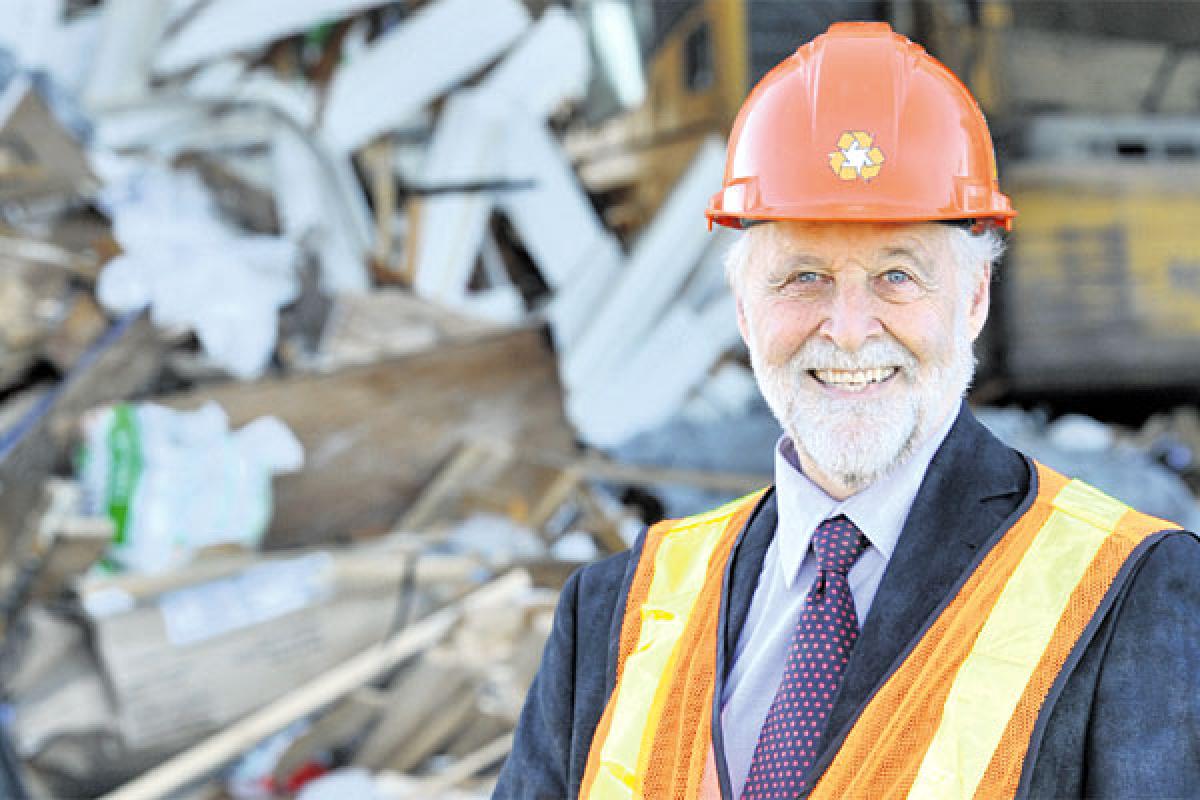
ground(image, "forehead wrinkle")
xmin=747 ymin=224 xmax=809 ymax=284
xmin=745 ymin=221 xmax=965 ymax=287
xmin=884 ymin=229 xmax=959 ymax=283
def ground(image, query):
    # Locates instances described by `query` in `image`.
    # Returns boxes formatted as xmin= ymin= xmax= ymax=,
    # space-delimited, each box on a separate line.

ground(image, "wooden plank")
xmin=561 ymin=138 xmax=725 ymax=392
xmin=79 ymin=550 xmax=480 ymax=607
xmin=382 ymin=689 xmax=477 ymax=774
xmin=414 ymin=732 xmax=514 ymax=794
xmin=396 ymin=442 xmax=508 ymax=532
xmin=564 ymin=456 xmax=768 ymax=495
xmin=483 ymin=7 xmax=588 ymax=118
xmin=571 ymin=293 xmax=739 ymax=447
xmin=153 ymin=0 xmax=389 ymax=74
xmin=501 ymin=111 xmax=620 ymax=293
xmin=409 ymin=89 xmax=506 ymax=311
xmin=98 ymin=571 xmax=530 ymax=800
xmin=320 ymin=0 xmax=529 ymax=154
xmin=354 ymin=657 xmax=471 ymax=770
xmin=157 ymin=327 xmax=575 ymax=548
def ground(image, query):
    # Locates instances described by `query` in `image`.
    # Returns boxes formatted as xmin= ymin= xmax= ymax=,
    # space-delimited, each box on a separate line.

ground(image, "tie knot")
xmin=812 ymin=515 xmax=868 ymax=574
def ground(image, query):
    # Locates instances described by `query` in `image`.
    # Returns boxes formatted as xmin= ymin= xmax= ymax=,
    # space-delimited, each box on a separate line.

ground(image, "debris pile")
xmin=0 ymin=2 xmax=1193 ymax=798
xmin=0 ymin=2 xmax=758 ymax=794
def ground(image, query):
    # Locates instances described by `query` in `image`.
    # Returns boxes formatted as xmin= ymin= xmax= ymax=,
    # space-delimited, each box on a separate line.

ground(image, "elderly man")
xmin=496 ymin=22 xmax=1200 ymax=799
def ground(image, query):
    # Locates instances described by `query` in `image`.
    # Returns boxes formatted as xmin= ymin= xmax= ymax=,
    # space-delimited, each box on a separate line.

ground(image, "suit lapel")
xmin=722 ymin=490 xmax=778 ymax=666
xmin=818 ymin=404 xmax=1030 ymax=764
xmin=713 ymin=489 xmax=778 ymax=798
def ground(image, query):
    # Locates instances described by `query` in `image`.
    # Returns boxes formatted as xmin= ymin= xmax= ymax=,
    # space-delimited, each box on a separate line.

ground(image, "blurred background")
xmin=2 ymin=1 xmax=1200 ymax=798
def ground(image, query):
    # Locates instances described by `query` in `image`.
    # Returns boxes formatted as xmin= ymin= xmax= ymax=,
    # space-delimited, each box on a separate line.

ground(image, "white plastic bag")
xmin=95 ymin=163 xmax=299 ymax=379
xmin=79 ymin=401 xmax=304 ymax=573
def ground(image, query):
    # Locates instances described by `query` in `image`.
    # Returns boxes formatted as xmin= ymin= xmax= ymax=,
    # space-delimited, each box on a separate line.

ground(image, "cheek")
xmin=880 ymin=303 xmax=958 ymax=366
xmin=746 ymin=298 xmax=820 ymax=362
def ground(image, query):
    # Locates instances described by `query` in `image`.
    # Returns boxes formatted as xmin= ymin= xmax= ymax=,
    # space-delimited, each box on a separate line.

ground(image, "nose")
xmin=819 ymin=280 xmax=883 ymax=352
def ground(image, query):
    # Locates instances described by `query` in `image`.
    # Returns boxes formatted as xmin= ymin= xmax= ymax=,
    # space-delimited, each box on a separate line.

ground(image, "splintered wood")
xmin=99 ymin=570 xmax=535 ymax=800
xmin=157 ymin=327 xmax=576 ymax=549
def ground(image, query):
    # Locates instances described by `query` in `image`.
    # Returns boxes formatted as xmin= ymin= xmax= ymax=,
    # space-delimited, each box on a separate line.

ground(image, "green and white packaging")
xmin=79 ymin=402 xmax=304 ymax=573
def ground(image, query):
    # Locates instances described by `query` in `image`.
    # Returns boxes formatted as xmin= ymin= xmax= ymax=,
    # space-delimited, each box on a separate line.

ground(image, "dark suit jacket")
xmin=495 ymin=405 xmax=1200 ymax=799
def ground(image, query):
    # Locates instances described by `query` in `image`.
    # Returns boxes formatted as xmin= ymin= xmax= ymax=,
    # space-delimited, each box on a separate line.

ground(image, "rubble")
xmin=977 ymin=407 xmax=1200 ymax=530
xmin=0 ymin=2 xmax=1188 ymax=798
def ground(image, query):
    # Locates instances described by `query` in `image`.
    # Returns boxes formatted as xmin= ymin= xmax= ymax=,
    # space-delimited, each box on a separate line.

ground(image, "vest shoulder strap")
xmin=580 ymin=489 xmax=766 ymax=799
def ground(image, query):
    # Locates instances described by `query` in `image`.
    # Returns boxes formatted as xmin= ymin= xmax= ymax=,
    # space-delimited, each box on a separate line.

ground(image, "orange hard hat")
xmin=706 ymin=21 xmax=1015 ymax=231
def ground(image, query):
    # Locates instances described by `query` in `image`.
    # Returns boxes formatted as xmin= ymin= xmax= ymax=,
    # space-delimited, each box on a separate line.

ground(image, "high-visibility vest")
xmin=579 ymin=462 xmax=1180 ymax=799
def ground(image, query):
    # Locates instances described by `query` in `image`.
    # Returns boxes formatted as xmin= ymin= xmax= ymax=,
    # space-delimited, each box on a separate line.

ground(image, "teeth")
xmin=812 ymin=367 xmax=897 ymax=389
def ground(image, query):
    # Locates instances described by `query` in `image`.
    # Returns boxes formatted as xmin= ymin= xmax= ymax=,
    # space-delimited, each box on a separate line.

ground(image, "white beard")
xmin=749 ymin=325 xmax=975 ymax=493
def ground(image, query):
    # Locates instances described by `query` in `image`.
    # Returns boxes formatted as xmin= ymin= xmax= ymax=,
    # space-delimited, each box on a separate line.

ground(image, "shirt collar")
xmin=773 ymin=405 xmax=959 ymax=590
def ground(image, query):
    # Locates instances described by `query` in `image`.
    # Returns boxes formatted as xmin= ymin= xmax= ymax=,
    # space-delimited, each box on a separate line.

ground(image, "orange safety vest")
xmin=579 ymin=463 xmax=1179 ymax=799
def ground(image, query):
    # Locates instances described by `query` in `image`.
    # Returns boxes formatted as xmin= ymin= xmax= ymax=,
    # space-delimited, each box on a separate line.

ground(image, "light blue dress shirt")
xmin=719 ymin=409 xmax=959 ymax=796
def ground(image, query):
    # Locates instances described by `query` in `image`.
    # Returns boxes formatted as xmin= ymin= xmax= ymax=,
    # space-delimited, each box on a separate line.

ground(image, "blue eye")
xmin=883 ymin=269 xmax=912 ymax=284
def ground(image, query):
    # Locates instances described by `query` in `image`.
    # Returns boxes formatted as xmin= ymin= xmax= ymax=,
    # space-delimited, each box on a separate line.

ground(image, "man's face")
xmin=733 ymin=221 xmax=991 ymax=498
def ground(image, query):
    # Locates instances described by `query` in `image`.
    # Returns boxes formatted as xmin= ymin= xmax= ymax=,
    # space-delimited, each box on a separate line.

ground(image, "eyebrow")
xmin=880 ymin=246 xmax=920 ymax=262
xmin=763 ymin=252 xmax=824 ymax=280
xmin=879 ymin=245 xmax=936 ymax=278
xmin=784 ymin=253 xmax=825 ymax=269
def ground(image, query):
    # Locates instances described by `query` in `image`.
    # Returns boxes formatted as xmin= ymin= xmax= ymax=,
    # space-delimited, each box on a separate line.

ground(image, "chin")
xmin=786 ymin=398 xmax=921 ymax=489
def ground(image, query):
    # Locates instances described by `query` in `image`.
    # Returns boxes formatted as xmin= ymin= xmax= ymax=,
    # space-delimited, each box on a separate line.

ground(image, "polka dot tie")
xmin=740 ymin=515 xmax=869 ymax=800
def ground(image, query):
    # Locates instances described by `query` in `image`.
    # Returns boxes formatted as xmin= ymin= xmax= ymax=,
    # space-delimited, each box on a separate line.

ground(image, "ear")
xmin=966 ymin=264 xmax=991 ymax=342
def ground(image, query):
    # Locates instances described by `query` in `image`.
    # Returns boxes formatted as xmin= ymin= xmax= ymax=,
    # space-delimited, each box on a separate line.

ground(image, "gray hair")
xmin=944 ymin=225 xmax=1006 ymax=280
xmin=723 ymin=223 xmax=1005 ymax=294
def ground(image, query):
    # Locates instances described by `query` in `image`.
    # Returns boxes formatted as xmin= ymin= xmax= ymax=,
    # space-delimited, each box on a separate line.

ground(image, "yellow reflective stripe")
xmin=908 ymin=480 xmax=1129 ymax=799
xmin=590 ymin=510 xmax=740 ymax=798
xmin=1050 ymin=478 xmax=1130 ymax=531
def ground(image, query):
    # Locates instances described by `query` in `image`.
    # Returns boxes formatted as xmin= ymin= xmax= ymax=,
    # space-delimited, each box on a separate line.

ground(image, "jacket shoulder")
xmin=495 ymin=539 xmax=642 ymax=800
xmin=1027 ymin=529 xmax=1200 ymax=799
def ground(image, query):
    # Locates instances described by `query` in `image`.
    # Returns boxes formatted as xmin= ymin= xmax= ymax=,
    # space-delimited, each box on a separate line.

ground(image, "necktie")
xmin=740 ymin=515 xmax=869 ymax=800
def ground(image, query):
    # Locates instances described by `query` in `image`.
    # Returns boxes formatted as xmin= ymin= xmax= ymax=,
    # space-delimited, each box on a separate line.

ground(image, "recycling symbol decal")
xmin=829 ymin=131 xmax=884 ymax=181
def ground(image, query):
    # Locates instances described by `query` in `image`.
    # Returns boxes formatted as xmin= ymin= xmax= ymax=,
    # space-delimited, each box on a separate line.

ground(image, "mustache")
xmin=789 ymin=337 xmax=919 ymax=372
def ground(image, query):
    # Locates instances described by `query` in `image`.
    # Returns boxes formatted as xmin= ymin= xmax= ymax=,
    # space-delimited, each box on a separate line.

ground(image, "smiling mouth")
xmin=809 ymin=367 xmax=899 ymax=391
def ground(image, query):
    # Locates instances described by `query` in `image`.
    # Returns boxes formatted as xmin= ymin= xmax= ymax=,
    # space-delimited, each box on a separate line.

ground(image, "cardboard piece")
xmin=0 ymin=76 xmax=97 ymax=218
xmin=9 ymin=608 xmax=127 ymax=796
xmin=86 ymin=552 xmax=402 ymax=753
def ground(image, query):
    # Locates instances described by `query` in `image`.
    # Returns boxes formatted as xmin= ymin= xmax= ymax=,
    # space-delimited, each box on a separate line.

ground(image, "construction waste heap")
xmin=0 ymin=2 xmax=1195 ymax=799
